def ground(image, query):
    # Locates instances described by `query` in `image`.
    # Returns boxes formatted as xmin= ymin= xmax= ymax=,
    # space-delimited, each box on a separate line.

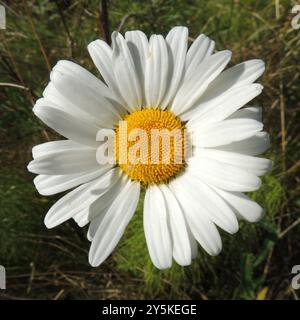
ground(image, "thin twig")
xmin=117 ymin=13 xmax=135 ymax=32
xmin=53 ymin=289 xmax=65 ymax=300
xmin=27 ymin=262 xmax=35 ymax=294
xmin=275 ymin=0 xmax=280 ymax=19
xmin=285 ymin=160 xmax=300 ymax=176
xmin=0 ymin=82 xmax=29 ymax=90
xmin=0 ymin=48 xmax=35 ymax=104
xmin=279 ymin=79 xmax=286 ymax=172
xmin=279 ymin=217 xmax=300 ymax=239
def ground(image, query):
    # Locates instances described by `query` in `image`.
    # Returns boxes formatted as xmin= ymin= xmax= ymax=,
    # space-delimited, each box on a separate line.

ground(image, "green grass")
xmin=0 ymin=0 xmax=299 ymax=299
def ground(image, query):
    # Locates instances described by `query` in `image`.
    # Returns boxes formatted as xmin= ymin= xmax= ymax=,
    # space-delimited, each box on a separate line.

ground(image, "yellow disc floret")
xmin=116 ymin=108 xmax=186 ymax=185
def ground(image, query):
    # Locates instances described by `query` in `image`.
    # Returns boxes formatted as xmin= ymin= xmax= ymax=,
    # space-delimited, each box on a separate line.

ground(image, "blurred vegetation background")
xmin=0 ymin=0 xmax=299 ymax=300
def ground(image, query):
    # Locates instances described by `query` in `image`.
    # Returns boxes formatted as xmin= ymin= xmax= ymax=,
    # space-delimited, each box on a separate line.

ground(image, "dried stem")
xmin=0 ymin=82 xmax=28 ymax=90
xmin=279 ymin=79 xmax=286 ymax=173
xmin=99 ymin=0 xmax=111 ymax=44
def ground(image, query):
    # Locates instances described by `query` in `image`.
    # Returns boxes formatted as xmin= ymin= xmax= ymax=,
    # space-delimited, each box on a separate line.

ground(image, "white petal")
xmin=43 ymin=82 xmax=88 ymax=119
xmin=169 ymin=177 xmax=222 ymax=256
xmin=196 ymin=59 xmax=265 ymax=104
xmin=217 ymin=131 xmax=270 ymax=155
xmin=73 ymin=169 xmax=123 ymax=227
xmin=89 ymin=178 xmax=140 ymax=266
xmin=161 ymin=26 xmax=188 ymax=107
xmin=53 ymin=60 xmax=124 ymax=114
xmin=185 ymin=34 xmax=215 ymax=81
xmin=33 ymin=101 xmax=100 ymax=147
xmin=88 ymin=39 xmax=126 ymax=106
xmin=88 ymin=173 xmax=127 ymax=221
xmin=187 ymin=226 xmax=198 ymax=259
xmin=187 ymin=157 xmax=261 ymax=192
xmin=28 ymin=147 xmax=98 ymax=175
xmin=192 ymin=118 xmax=263 ymax=148
xmin=44 ymin=182 xmax=90 ymax=229
xmin=194 ymin=149 xmax=272 ymax=176
xmin=174 ymin=173 xmax=239 ymax=234
xmin=159 ymin=184 xmax=192 ymax=266
xmin=171 ymin=50 xmax=231 ymax=116
xmin=125 ymin=30 xmax=148 ymax=106
xmin=143 ymin=185 xmax=172 ymax=269
xmin=50 ymin=70 xmax=121 ymax=128
xmin=34 ymin=167 xmax=111 ymax=196
xmin=187 ymin=84 xmax=263 ymax=128
xmin=32 ymin=140 xmax=91 ymax=158
xmin=144 ymin=35 xmax=169 ymax=108
xmin=87 ymin=214 xmax=104 ymax=241
xmin=73 ymin=207 xmax=90 ymax=227
xmin=41 ymin=84 xmax=102 ymax=130
xmin=111 ymin=32 xmax=142 ymax=111
xmin=44 ymin=168 xmax=120 ymax=228
xmin=228 ymin=106 xmax=262 ymax=121
xmin=213 ymin=188 xmax=264 ymax=222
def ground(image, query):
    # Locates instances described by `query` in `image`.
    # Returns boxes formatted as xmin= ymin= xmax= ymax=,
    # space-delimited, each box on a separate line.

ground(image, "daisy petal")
xmin=188 ymin=157 xmax=261 ymax=192
xmin=185 ymin=34 xmax=215 ymax=81
xmin=71 ymin=175 xmax=125 ymax=229
xmin=193 ymin=118 xmax=263 ymax=148
xmin=169 ymin=178 xmax=222 ymax=256
xmin=50 ymin=69 xmax=122 ymax=127
xmin=228 ymin=106 xmax=262 ymax=121
xmin=88 ymin=39 xmax=126 ymax=106
xmin=89 ymin=178 xmax=140 ymax=267
xmin=73 ymin=207 xmax=90 ymax=227
xmin=28 ymin=147 xmax=98 ymax=175
xmin=32 ymin=140 xmax=91 ymax=158
xmin=53 ymin=60 xmax=123 ymax=113
xmin=74 ymin=170 xmax=123 ymax=227
xmin=44 ymin=168 xmax=120 ymax=228
xmin=159 ymin=184 xmax=192 ymax=266
xmin=43 ymin=83 xmax=89 ymax=119
xmin=217 ymin=132 xmax=270 ymax=155
xmin=175 ymin=173 xmax=239 ymax=234
xmin=197 ymin=59 xmax=265 ymax=104
xmin=187 ymin=84 xmax=263 ymax=128
xmin=34 ymin=168 xmax=110 ymax=196
xmin=125 ymin=30 xmax=148 ymax=106
xmin=87 ymin=214 xmax=104 ymax=241
xmin=144 ymin=35 xmax=169 ymax=108
xmin=144 ymin=185 xmax=173 ymax=269
xmin=42 ymin=84 xmax=103 ymax=128
xmin=111 ymin=32 xmax=142 ymax=111
xmin=171 ymin=50 xmax=231 ymax=116
xmin=44 ymin=182 xmax=90 ymax=229
xmin=188 ymin=227 xmax=199 ymax=259
xmin=194 ymin=149 xmax=272 ymax=176
xmin=161 ymin=26 xmax=188 ymax=107
xmin=88 ymin=173 xmax=126 ymax=221
xmin=213 ymin=188 xmax=264 ymax=222
xmin=33 ymin=102 xmax=100 ymax=147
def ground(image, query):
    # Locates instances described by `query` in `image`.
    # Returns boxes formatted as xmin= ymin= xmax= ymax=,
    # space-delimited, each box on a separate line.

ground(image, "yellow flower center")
xmin=115 ymin=109 xmax=186 ymax=185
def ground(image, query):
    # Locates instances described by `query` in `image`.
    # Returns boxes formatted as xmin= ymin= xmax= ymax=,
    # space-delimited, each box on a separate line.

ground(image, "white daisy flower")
xmin=28 ymin=26 xmax=271 ymax=269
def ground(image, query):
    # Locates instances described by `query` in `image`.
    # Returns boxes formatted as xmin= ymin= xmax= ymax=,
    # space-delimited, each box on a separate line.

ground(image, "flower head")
xmin=28 ymin=27 xmax=271 ymax=269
